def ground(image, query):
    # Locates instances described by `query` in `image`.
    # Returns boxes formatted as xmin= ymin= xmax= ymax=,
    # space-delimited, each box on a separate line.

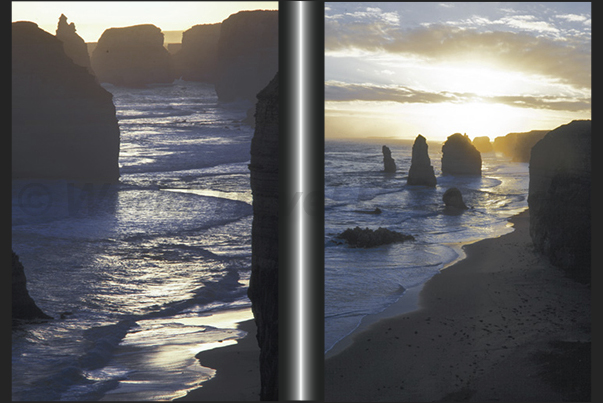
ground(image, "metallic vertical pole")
xmin=280 ymin=2 xmax=324 ymax=400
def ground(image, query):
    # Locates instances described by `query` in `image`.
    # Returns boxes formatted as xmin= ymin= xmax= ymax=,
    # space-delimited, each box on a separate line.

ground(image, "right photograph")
xmin=324 ymin=2 xmax=591 ymax=402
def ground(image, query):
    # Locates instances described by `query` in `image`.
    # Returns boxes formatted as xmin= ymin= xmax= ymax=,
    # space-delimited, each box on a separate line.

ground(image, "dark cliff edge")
xmin=248 ymin=73 xmax=279 ymax=400
xmin=528 ymin=120 xmax=591 ymax=283
xmin=12 ymin=251 xmax=52 ymax=325
xmin=12 ymin=21 xmax=120 ymax=182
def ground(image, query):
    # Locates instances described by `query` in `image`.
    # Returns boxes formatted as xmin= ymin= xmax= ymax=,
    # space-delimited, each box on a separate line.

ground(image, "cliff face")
xmin=407 ymin=134 xmax=436 ymax=186
xmin=55 ymin=14 xmax=93 ymax=75
xmin=493 ymin=130 xmax=549 ymax=162
xmin=12 ymin=21 xmax=120 ymax=181
xmin=441 ymin=133 xmax=481 ymax=176
xmin=248 ymin=73 xmax=279 ymax=400
xmin=172 ymin=23 xmax=221 ymax=82
xmin=528 ymin=120 xmax=591 ymax=282
xmin=12 ymin=251 xmax=52 ymax=324
xmin=91 ymin=24 xmax=173 ymax=87
xmin=215 ymin=10 xmax=278 ymax=102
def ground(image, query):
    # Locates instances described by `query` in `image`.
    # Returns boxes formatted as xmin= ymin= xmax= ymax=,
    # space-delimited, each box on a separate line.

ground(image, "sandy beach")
xmin=177 ymin=319 xmax=261 ymax=401
xmin=325 ymin=210 xmax=591 ymax=401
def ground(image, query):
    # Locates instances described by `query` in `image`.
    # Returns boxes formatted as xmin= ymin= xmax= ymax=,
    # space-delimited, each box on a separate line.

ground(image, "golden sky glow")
xmin=11 ymin=1 xmax=278 ymax=43
xmin=325 ymin=2 xmax=591 ymax=141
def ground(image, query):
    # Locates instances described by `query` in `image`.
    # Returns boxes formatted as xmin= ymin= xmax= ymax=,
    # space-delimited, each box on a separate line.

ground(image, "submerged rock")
xmin=12 ymin=251 xmax=52 ymax=324
xmin=336 ymin=227 xmax=415 ymax=248
xmin=407 ymin=134 xmax=436 ymax=186
xmin=443 ymin=187 xmax=468 ymax=214
xmin=382 ymin=145 xmax=396 ymax=173
xmin=248 ymin=72 xmax=279 ymax=400
xmin=528 ymin=120 xmax=591 ymax=282
xmin=12 ymin=21 xmax=120 ymax=181
xmin=441 ymin=133 xmax=481 ymax=176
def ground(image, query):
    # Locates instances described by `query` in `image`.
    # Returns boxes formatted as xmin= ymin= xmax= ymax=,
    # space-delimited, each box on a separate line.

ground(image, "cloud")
xmin=556 ymin=13 xmax=590 ymax=24
xmin=326 ymin=21 xmax=591 ymax=90
xmin=325 ymin=81 xmax=591 ymax=112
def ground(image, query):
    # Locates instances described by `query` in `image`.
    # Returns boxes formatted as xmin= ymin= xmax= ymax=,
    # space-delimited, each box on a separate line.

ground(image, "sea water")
xmin=324 ymin=138 xmax=529 ymax=354
xmin=12 ymin=81 xmax=255 ymax=401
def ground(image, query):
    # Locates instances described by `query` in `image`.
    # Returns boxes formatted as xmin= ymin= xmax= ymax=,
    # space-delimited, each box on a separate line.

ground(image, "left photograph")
xmin=12 ymin=1 xmax=279 ymax=401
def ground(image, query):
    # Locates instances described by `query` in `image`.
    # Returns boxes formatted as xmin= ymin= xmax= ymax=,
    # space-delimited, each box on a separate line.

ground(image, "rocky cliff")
xmin=248 ymin=73 xmax=279 ymax=400
xmin=493 ymin=130 xmax=549 ymax=162
xmin=172 ymin=23 xmax=221 ymax=82
xmin=55 ymin=14 xmax=93 ymax=75
xmin=407 ymin=134 xmax=436 ymax=186
xmin=215 ymin=10 xmax=278 ymax=102
xmin=528 ymin=120 xmax=591 ymax=282
xmin=91 ymin=24 xmax=173 ymax=87
xmin=441 ymin=133 xmax=481 ymax=176
xmin=12 ymin=250 xmax=52 ymax=324
xmin=382 ymin=145 xmax=396 ymax=173
xmin=12 ymin=21 xmax=120 ymax=181
xmin=472 ymin=136 xmax=493 ymax=153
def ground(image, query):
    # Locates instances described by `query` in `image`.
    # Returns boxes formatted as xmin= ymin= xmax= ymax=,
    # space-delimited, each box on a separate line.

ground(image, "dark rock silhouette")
xmin=353 ymin=207 xmax=382 ymax=215
xmin=441 ymin=133 xmax=481 ymax=176
xmin=407 ymin=134 xmax=436 ymax=186
xmin=55 ymin=14 xmax=93 ymax=75
xmin=12 ymin=250 xmax=52 ymax=324
xmin=215 ymin=10 xmax=278 ymax=102
xmin=172 ymin=23 xmax=221 ymax=82
xmin=528 ymin=120 xmax=591 ymax=282
xmin=493 ymin=130 xmax=549 ymax=162
xmin=382 ymin=145 xmax=396 ymax=173
xmin=472 ymin=136 xmax=493 ymax=153
xmin=443 ymin=187 xmax=468 ymax=214
xmin=12 ymin=21 xmax=120 ymax=181
xmin=336 ymin=227 xmax=415 ymax=248
xmin=91 ymin=24 xmax=174 ymax=87
xmin=248 ymin=73 xmax=279 ymax=400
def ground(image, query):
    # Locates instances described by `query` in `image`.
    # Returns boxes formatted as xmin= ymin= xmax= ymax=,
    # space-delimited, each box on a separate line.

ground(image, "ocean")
xmin=12 ymin=81 xmax=256 ymax=401
xmin=324 ymin=137 xmax=530 ymax=354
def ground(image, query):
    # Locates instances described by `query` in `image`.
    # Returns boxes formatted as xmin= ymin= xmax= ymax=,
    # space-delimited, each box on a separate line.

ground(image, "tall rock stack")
xmin=215 ymin=10 xmax=278 ymax=102
xmin=407 ymin=134 xmax=436 ymax=186
xmin=91 ymin=24 xmax=174 ymax=87
xmin=382 ymin=145 xmax=396 ymax=173
xmin=441 ymin=133 xmax=481 ymax=176
xmin=172 ymin=23 xmax=221 ymax=82
xmin=528 ymin=120 xmax=591 ymax=282
xmin=248 ymin=73 xmax=279 ymax=400
xmin=55 ymin=14 xmax=93 ymax=75
xmin=12 ymin=21 xmax=120 ymax=181
xmin=12 ymin=251 xmax=52 ymax=324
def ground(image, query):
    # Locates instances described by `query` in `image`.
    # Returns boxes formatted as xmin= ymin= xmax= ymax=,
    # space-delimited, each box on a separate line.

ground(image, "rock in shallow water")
xmin=336 ymin=227 xmax=415 ymax=248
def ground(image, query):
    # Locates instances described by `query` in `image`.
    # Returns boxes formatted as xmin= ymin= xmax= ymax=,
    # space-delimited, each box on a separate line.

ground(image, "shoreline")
xmin=325 ymin=210 xmax=591 ymax=401
xmin=176 ymin=319 xmax=261 ymax=401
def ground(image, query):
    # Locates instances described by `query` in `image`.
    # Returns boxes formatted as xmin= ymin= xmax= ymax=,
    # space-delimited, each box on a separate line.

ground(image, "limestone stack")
xmin=172 ymin=23 xmax=221 ymax=82
xmin=441 ymin=133 xmax=481 ymax=176
xmin=382 ymin=145 xmax=396 ymax=173
xmin=12 ymin=251 xmax=52 ymax=323
xmin=407 ymin=135 xmax=436 ymax=186
xmin=55 ymin=14 xmax=93 ymax=75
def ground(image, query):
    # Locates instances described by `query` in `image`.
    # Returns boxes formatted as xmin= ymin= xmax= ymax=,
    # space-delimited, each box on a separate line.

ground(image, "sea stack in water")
xmin=91 ymin=24 xmax=173 ymax=87
xmin=248 ymin=73 xmax=279 ymax=400
xmin=382 ymin=145 xmax=396 ymax=173
xmin=171 ymin=23 xmax=221 ymax=82
xmin=443 ymin=187 xmax=468 ymax=214
xmin=55 ymin=14 xmax=93 ymax=74
xmin=528 ymin=120 xmax=591 ymax=282
xmin=441 ymin=133 xmax=481 ymax=176
xmin=472 ymin=136 xmax=493 ymax=153
xmin=12 ymin=251 xmax=52 ymax=324
xmin=12 ymin=21 xmax=120 ymax=181
xmin=407 ymin=135 xmax=436 ymax=186
xmin=215 ymin=10 xmax=278 ymax=102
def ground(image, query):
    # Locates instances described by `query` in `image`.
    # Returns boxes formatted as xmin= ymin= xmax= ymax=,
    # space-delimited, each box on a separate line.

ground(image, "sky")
xmin=325 ymin=2 xmax=591 ymax=141
xmin=11 ymin=1 xmax=278 ymax=43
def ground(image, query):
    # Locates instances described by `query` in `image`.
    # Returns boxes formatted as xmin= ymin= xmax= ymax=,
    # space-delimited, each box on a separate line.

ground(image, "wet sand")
xmin=325 ymin=210 xmax=591 ymax=401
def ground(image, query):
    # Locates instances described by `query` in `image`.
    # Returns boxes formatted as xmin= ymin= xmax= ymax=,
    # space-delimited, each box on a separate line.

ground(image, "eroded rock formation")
xmin=91 ymin=24 xmax=173 ymax=87
xmin=472 ymin=136 xmax=493 ymax=153
xmin=528 ymin=120 xmax=591 ymax=282
xmin=12 ymin=250 xmax=52 ymax=324
xmin=12 ymin=21 xmax=120 ymax=181
xmin=172 ymin=23 xmax=221 ymax=82
xmin=248 ymin=73 xmax=279 ymax=400
xmin=215 ymin=10 xmax=278 ymax=102
xmin=441 ymin=133 xmax=481 ymax=176
xmin=443 ymin=187 xmax=468 ymax=214
xmin=407 ymin=134 xmax=436 ymax=186
xmin=336 ymin=227 xmax=415 ymax=248
xmin=55 ymin=14 xmax=93 ymax=75
xmin=382 ymin=145 xmax=396 ymax=173
xmin=493 ymin=130 xmax=549 ymax=162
